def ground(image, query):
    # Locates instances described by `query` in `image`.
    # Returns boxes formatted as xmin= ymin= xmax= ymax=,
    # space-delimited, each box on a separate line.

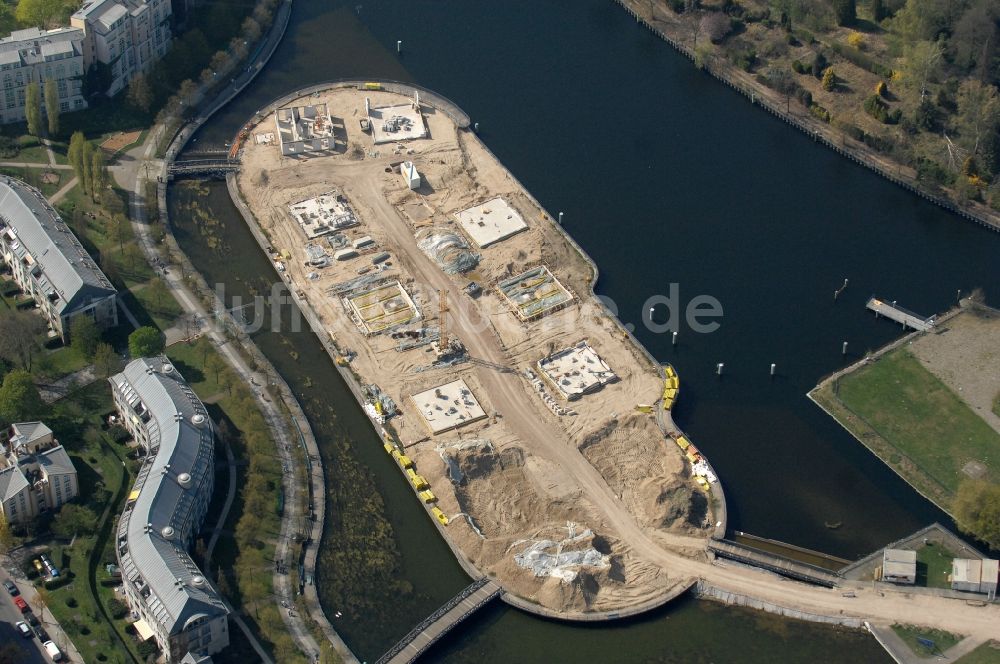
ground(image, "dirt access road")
xmin=361 ymin=174 xmax=1000 ymax=638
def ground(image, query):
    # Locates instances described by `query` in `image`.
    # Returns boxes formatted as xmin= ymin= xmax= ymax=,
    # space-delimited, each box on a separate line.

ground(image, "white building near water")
xmin=111 ymin=357 xmax=229 ymax=662
xmin=0 ymin=422 xmax=79 ymax=525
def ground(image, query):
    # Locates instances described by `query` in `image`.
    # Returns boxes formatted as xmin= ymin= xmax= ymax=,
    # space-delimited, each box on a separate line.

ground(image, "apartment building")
xmin=110 ymin=357 xmax=229 ymax=662
xmin=0 ymin=27 xmax=87 ymax=124
xmin=0 ymin=176 xmax=117 ymax=341
xmin=71 ymin=0 xmax=173 ymax=97
xmin=0 ymin=422 xmax=79 ymax=525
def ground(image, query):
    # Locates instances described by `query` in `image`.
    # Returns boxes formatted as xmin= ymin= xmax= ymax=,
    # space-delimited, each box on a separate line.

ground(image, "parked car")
xmin=15 ymin=620 xmax=31 ymax=637
xmin=43 ymin=640 xmax=63 ymax=662
xmin=13 ymin=595 xmax=29 ymax=613
xmin=2 ymin=580 xmax=17 ymax=595
xmin=33 ymin=559 xmax=45 ymax=575
xmin=33 ymin=625 xmax=49 ymax=641
xmin=25 ymin=611 xmax=39 ymax=627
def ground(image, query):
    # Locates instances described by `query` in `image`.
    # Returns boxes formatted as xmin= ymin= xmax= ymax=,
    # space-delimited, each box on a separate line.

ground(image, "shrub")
xmin=702 ymin=12 xmax=733 ymax=44
xmin=829 ymin=41 xmax=892 ymax=78
xmin=822 ymin=68 xmax=836 ymax=91
xmin=833 ymin=119 xmax=865 ymax=141
xmin=875 ymin=81 xmax=887 ymax=97
xmin=809 ymin=104 xmax=831 ymax=122
xmin=729 ymin=43 xmax=757 ymax=71
xmin=847 ymin=32 xmax=864 ymax=49
xmin=914 ymin=99 xmax=939 ymax=131
xmin=796 ymin=88 xmax=813 ymax=108
xmin=65 ymin=596 xmax=78 ymax=608
xmin=0 ymin=136 xmax=16 ymax=158
xmin=137 ymin=641 xmax=158 ymax=658
xmin=16 ymin=135 xmax=39 ymax=148
xmin=667 ymin=0 xmax=684 ymax=12
xmin=915 ymin=158 xmax=954 ymax=186
xmin=887 ymin=108 xmax=902 ymax=124
xmin=864 ymin=94 xmax=888 ymax=122
xmin=108 ymin=598 xmax=128 ymax=619
xmin=812 ymin=52 xmax=827 ymax=78
xmin=792 ymin=59 xmax=807 ymax=74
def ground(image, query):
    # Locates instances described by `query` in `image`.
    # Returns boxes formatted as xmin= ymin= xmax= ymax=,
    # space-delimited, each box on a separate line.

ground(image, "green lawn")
xmin=956 ymin=641 xmax=1000 ymax=664
xmin=892 ymin=624 xmax=963 ymax=658
xmin=836 ymin=349 xmax=1000 ymax=495
xmin=37 ymin=345 xmax=91 ymax=380
xmin=13 ymin=144 xmax=53 ymax=164
xmin=130 ymin=280 xmax=182 ymax=332
xmin=915 ymin=542 xmax=954 ymax=589
xmin=0 ymin=166 xmax=65 ymax=197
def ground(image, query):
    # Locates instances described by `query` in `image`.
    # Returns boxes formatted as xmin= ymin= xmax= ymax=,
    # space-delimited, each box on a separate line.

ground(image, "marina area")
xmin=232 ymin=84 xmax=722 ymax=616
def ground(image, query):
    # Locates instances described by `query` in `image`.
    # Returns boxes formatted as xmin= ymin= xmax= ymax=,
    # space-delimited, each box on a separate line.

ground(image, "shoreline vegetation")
xmin=617 ymin=0 xmax=1000 ymax=233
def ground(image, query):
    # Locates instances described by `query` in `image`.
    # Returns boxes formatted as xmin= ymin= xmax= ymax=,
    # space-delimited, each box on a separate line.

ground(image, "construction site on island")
xmin=234 ymin=85 xmax=721 ymax=616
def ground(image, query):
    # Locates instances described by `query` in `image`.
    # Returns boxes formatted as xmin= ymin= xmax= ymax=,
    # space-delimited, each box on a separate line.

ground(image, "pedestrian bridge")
xmin=376 ymin=578 xmax=503 ymax=664
xmin=708 ymin=539 xmax=842 ymax=588
xmin=168 ymin=158 xmax=240 ymax=178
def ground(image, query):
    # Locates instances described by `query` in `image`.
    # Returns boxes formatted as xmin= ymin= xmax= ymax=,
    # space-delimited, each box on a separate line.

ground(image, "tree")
xmin=901 ymin=39 xmax=943 ymax=103
xmin=92 ymin=342 xmax=119 ymax=378
xmin=128 ymin=326 xmax=165 ymax=358
xmin=25 ymin=82 xmax=42 ymax=137
xmin=67 ymin=131 xmax=86 ymax=181
xmin=51 ymin=503 xmax=96 ymax=538
xmin=956 ymin=80 xmax=1000 ymax=162
xmin=871 ymin=0 xmax=886 ymax=21
xmin=0 ymin=310 xmax=46 ymax=370
xmin=146 ymin=277 xmax=170 ymax=313
xmin=0 ymin=369 xmax=46 ymax=426
xmin=90 ymin=149 xmax=108 ymax=201
xmin=69 ymin=315 xmax=100 ymax=359
xmin=0 ymin=512 xmax=13 ymax=553
xmin=833 ymin=0 xmax=855 ymax=25
xmin=123 ymin=243 xmax=144 ymax=271
xmin=44 ymin=78 xmax=59 ymax=135
xmin=701 ymin=13 xmax=732 ymax=44
xmin=126 ymin=73 xmax=153 ymax=113
xmin=15 ymin=0 xmax=63 ymax=28
xmin=953 ymin=480 xmax=1000 ymax=550
xmin=81 ymin=140 xmax=94 ymax=196
xmin=205 ymin=352 xmax=226 ymax=382
xmin=33 ymin=586 xmax=48 ymax=622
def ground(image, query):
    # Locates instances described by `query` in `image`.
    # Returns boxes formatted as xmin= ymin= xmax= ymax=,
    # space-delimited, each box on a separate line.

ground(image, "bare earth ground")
xmin=236 ymin=88 xmax=712 ymax=614
xmin=100 ymin=130 xmax=143 ymax=154
xmin=229 ymin=87 xmax=1000 ymax=637
xmin=908 ymin=307 xmax=1000 ymax=437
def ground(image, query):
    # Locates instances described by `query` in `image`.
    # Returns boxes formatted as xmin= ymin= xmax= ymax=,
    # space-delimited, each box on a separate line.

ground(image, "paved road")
xmin=0 ymin=565 xmax=82 ymax=663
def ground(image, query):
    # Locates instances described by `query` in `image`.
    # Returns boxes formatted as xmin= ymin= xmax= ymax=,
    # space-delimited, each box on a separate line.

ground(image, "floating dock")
xmin=866 ymin=296 xmax=935 ymax=331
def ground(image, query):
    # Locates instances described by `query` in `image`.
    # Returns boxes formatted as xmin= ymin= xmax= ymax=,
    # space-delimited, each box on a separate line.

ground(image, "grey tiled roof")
xmin=11 ymin=421 xmax=53 ymax=446
xmin=112 ymin=357 xmax=227 ymax=635
xmin=0 ymin=177 xmax=115 ymax=316
xmin=0 ymin=464 xmax=29 ymax=502
xmin=37 ymin=446 xmax=75 ymax=477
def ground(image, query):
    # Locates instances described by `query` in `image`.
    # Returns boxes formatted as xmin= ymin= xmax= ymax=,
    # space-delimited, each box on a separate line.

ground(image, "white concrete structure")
xmin=882 ymin=549 xmax=916 ymax=585
xmin=0 ymin=176 xmax=118 ymax=341
xmin=274 ymin=103 xmax=334 ymax=156
xmin=401 ymin=161 xmax=420 ymax=190
xmin=411 ymin=379 xmax=487 ymax=434
xmin=288 ymin=191 xmax=358 ymax=239
xmin=111 ymin=357 xmax=229 ymax=662
xmin=0 ymin=27 xmax=87 ymax=124
xmin=344 ymin=281 xmax=420 ymax=335
xmin=0 ymin=422 xmax=79 ymax=525
xmin=952 ymin=559 xmax=999 ymax=596
xmin=71 ymin=0 xmax=172 ymax=97
xmin=455 ymin=197 xmax=529 ymax=248
xmin=538 ymin=341 xmax=618 ymax=400
xmin=367 ymin=100 xmax=427 ymax=144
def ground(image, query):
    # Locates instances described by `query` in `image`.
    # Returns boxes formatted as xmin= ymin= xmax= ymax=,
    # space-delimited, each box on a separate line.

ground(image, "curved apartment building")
xmin=111 ymin=357 xmax=229 ymax=662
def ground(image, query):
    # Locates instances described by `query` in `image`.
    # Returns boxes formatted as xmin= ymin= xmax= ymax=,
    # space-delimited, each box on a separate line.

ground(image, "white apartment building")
xmin=0 ymin=422 xmax=79 ymax=525
xmin=111 ymin=357 xmax=229 ymax=662
xmin=0 ymin=27 xmax=87 ymax=124
xmin=71 ymin=0 xmax=173 ymax=97
xmin=0 ymin=176 xmax=118 ymax=342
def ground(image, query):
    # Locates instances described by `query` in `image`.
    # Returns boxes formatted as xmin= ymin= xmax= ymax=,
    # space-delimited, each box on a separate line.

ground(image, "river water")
xmin=173 ymin=0 xmax=1000 ymax=660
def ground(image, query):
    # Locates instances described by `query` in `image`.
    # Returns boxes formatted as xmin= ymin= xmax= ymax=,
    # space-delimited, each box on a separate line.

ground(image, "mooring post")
xmin=842 ymin=341 xmax=848 ymax=355
xmin=770 ymin=363 xmax=776 ymax=377
xmin=716 ymin=363 xmax=724 ymax=376
xmin=397 ymin=40 xmax=402 ymax=53
xmin=672 ymin=331 xmax=677 ymax=346
xmin=558 ymin=211 xmax=564 ymax=225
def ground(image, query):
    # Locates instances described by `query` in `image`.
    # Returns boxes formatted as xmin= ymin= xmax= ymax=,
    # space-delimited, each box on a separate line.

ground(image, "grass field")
xmin=956 ymin=641 xmax=1000 ymax=664
xmin=817 ymin=348 xmax=1000 ymax=505
xmin=915 ymin=542 xmax=954 ymax=589
xmin=892 ymin=624 xmax=962 ymax=658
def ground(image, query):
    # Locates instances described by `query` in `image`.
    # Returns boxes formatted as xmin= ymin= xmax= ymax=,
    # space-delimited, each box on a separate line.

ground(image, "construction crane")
xmin=438 ymin=288 xmax=449 ymax=353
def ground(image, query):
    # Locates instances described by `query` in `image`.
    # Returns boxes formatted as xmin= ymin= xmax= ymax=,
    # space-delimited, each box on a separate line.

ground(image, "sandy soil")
xmin=235 ymin=87 xmax=713 ymax=614
xmin=908 ymin=305 xmax=1000 ymax=436
xmin=101 ymin=130 xmax=142 ymax=154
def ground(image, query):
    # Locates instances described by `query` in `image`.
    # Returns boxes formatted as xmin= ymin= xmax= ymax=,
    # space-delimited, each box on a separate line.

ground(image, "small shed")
xmin=401 ymin=161 xmax=421 ymax=190
xmin=353 ymin=236 xmax=375 ymax=249
xmin=882 ymin=548 xmax=916 ymax=585
xmin=982 ymin=559 xmax=998 ymax=596
xmin=952 ymin=558 xmax=982 ymax=592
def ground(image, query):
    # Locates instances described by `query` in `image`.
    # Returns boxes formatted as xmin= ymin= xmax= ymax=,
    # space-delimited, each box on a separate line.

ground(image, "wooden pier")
xmin=866 ymin=297 xmax=935 ymax=332
xmin=708 ymin=539 xmax=842 ymax=588
xmin=377 ymin=578 xmax=503 ymax=664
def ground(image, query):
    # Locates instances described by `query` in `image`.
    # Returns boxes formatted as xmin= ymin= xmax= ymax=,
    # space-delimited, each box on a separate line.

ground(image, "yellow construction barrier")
xmin=635 ymin=404 xmax=653 ymax=413
xmin=383 ymin=442 xmax=394 ymax=454
xmin=665 ymin=365 xmax=677 ymax=378
xmin=694 ymin=476 xmax=710 ymax=491
xmin=432 ymin=507 xmax=449 ymax=525
xmin=407 ymin=469 xmax=429 ymax=490
xmin=391 ymin=449 xmax=401 ymax=460
xmin=419 ymin=490 xmax=437 ymax=503
xmin=397 ymin=454 xmax=414 ymax=469
xmin=676 ymin=436 xmax=691 ymax=450
xmin=364 ymin=82 xmax=383 ymax=90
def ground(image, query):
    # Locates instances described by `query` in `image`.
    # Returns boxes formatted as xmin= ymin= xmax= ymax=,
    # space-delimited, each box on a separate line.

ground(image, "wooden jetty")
xmin=708 ymin=539 xmax=842 ymax=588
xmin=378 ymin=578 xmax=503 ymax=664
xmin=866 ymin=297 xmax=935 ymax=332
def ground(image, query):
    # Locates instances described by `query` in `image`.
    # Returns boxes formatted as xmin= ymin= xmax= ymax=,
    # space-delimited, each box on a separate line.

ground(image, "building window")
xmin=60 ymin=102 xmax=68 ymax=111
